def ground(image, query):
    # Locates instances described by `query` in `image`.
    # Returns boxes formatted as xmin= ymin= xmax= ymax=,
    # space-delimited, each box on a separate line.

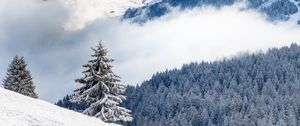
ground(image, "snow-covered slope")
xmin=123 ymin=0 xmax=300 ymax=24
xmin=0 ymin=87 xmax=117 ymax=126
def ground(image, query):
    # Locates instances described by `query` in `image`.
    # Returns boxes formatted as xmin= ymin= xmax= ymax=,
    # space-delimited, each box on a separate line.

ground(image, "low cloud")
xmin=61 ymin=0 xmax=144 ymax=31
xmin=91 ymin=5 xmax=300 ymax=86
xmin=0 ymin=0 xmax=300 ymax=103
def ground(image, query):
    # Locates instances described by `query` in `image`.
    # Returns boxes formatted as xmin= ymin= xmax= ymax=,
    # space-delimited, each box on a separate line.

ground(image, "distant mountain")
xmin=123 ymin=0 xmax=300 ymax=24
xmin=122 ymin=44 xmax=300 ymax=126
xmin=0 ymin=87 xmax=116 ymax=126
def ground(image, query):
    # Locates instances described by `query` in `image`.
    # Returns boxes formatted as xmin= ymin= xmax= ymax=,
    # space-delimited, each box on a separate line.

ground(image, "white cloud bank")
xmin=96 ymin=6 xmax=300 ymax=85
xmin=61 ymin=0 xmax=144 ymax=31
xmin=1 ymin=0 xmax=300 ymax=102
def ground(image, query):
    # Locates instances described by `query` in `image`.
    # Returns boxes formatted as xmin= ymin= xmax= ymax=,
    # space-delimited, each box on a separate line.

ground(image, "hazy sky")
xmin=1 ymin=0 xmax=300 ymax=103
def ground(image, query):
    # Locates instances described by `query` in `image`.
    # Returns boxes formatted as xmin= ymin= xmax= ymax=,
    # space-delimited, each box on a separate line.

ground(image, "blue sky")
xmin=1 ymin=0 xmax=300 ymax=103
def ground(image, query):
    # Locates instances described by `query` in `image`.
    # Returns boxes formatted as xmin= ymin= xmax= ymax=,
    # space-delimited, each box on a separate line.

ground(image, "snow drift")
xmin=0 ymin=87 xmax=117 ymax=126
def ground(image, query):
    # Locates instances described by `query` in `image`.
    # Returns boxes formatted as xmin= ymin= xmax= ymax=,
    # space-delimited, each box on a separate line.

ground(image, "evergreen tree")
xmin=73 ymin=42 xmax=132 ymax=122
xmin=2 ymin=55 xmax=38 ymax=98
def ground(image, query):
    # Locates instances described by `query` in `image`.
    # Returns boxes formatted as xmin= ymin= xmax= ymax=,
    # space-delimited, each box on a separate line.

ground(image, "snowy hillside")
xmin=0 ymin=87 xmax=117 ymax=126
xmin=123 ymin=0 xmax=300 ymax=24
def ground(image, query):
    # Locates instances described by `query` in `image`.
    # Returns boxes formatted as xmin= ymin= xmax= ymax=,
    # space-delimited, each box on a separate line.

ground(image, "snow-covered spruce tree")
xmin=73 ymin=42 xmax=132 ymax=122
xmin=2 ymin=56 xmax=38 ymax=98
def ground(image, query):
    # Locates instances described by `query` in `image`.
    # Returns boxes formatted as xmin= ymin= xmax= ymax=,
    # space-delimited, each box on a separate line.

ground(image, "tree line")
xmin=121 ymin=43 xmax=300 ymax=126
xmin=2 ymin=42 xmax=132 ymax=123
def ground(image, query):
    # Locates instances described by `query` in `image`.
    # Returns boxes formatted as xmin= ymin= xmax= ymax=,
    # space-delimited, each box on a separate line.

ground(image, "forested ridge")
xmin=123 ymin=0 xmax=300 ymax=23
xmin=122 ymin=43 xmax=300 ymax=126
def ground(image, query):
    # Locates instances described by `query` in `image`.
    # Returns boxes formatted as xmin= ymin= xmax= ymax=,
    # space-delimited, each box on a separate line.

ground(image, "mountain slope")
xmin=123 ymin=0 xmax=235 ymax=23
xmin=123 ymin=0 xmax=300 ymax=24
xmin=0 ymin=87 xmax=117 ymax=126
xmin=122 ymin=44 xmax=300 ymax=126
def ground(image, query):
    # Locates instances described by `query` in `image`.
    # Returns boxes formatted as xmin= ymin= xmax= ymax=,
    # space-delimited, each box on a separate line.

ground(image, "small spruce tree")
xmin=2 ymin=55 xmax=38 ymax=98
xmin=73 ymin=42 xmax=132 ymax=122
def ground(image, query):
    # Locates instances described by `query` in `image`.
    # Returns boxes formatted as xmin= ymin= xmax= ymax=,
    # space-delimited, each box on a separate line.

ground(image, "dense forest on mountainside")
xmin=122 ymin=44 xmax=300 ymax=126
